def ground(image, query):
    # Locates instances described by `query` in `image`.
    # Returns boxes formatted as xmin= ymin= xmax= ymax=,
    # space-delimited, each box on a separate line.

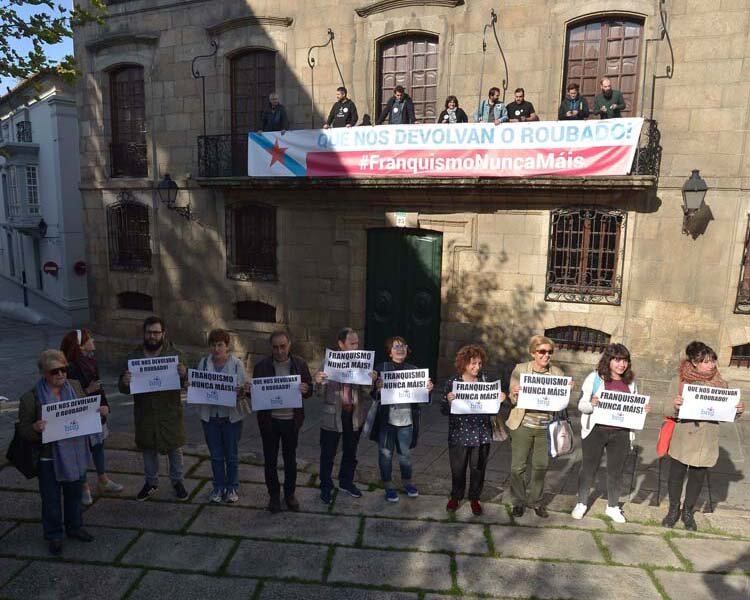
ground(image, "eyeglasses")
xmin=145 ymin=330 xmax=164 ymax=336
xmin=536 ymin=349 xmax=554 ymax=356
xmin=48 ymin=366 xmax=68 ymax=375
xmin=392 ymin=344 xmax=408 ymax=351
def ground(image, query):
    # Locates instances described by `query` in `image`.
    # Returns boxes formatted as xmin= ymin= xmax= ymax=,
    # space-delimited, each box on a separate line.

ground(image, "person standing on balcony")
xmin=324 ymin=87 xmax=358 ymax=128
xmin=475 ymin=87 xmax=508 ymax=125
xmin=593 ymin=78 xmax=626 ymax=119
xmin=377 ymin=85 xmax=416 ymax=125
xmin=558 ymin=83 xmax=589 ymax=120
xmin=506 ymin=88 xmax=539 ymax=122
xmin=437 ymin=96 xmax=469 ymax=124
xmin=260 ymin=93 xmax=289 ymax=132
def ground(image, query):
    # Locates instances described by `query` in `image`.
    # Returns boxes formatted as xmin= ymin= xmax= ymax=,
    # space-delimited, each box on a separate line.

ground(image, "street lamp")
xmin=681 ymin=169 xmax=707 ymax=235
xmin=156 ymin=173 xmax=178 ymax=208
xmin=37 ymin=218 xmax=47 ymax=238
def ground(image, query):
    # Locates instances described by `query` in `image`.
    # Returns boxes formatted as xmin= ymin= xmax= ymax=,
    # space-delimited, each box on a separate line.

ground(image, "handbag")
xmin=6 ymin=423 xmax=41 ymax=479
xmin=656 ymin=418 xmax=676 ymax=457
xmin=491 ymin=415 xmax=508 ymax=442
xmin=362 ymin=399 xmax=379 ymax=439
xmin=547 ymin=410 xmax=574 ymax=458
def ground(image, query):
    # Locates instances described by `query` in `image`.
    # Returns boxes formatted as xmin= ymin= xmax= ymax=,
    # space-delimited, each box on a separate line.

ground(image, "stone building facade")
xmin=74 ymin=0 xmax=750 ymax=399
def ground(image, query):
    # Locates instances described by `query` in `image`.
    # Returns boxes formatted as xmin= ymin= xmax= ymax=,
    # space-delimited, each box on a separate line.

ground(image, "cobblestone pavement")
xmin=2 ymin=316 xmax=750 ymax=598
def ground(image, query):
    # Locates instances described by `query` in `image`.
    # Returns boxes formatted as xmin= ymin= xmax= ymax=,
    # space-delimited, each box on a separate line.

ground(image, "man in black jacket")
xmin=252 ymin=330 xmax=313 ymax=513
xmin=377 ymin=85 xmax=416 ymax=125
xmin=324 ymin=87 xmax=358 ymax=128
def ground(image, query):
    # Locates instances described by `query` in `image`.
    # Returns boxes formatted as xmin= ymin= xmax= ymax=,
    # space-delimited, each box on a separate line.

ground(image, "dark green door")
xmin=365 ymin=228 xmax=443 ymax=376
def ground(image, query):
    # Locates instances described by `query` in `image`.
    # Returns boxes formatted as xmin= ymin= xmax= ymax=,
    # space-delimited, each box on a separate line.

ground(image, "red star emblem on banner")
xmin=268 ymin=139 xmax=288 ymax=167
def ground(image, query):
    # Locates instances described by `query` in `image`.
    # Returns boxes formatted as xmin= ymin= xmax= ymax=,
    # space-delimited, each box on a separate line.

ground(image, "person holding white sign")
xmin=371 ymin=336 xmax=434 ymax=502
xmin=572 ymin=344 xmax=648 ymax=523
xmin=315 ymin=327 xmax=377 ymax=505
xmin=118 ymin=316 xmax=189 ymax=502
xmin=662 ymin=341 xmax=744 ymax=531
xmin=195 ymin=329 xmax=248 ymax=505
xmin=442 ymin=345 xmax=502 ymax=516
xmin=508 ymin=335 xmax=570 ymax=518
xmin=252 ymin=330 xmax=313 ymax=513
xmin=17 ymin=350 xmax=102 ymax=555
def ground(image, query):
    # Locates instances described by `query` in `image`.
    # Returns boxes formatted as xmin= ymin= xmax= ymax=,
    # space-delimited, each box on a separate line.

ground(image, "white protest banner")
xmin=516 ymin=373 xmax=572 ymax=412
xmin=380 ymin=369 xmax=430 ymax=405
xmin=187 ymin=369 xmax=238 ymax=407
xmin=42 ymin=395 xmax=102 ymax=443
xmin=679 ymin=385 xmax=741 ymax=423
xmin=592 ymin=390 xmax=650 ymax=430
xmin=323 ymin=349 xmax=375 ymax=385
xmin=250 ymin=375 xmax=302 ymax=411
xmin=450 ymin=380 xmax=502 ymax=414
xmin=128 ymin=355 xmax=181 ymax=394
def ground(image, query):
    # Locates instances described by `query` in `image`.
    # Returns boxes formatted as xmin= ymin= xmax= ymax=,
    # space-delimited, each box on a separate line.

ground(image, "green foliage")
xmin=0 ymin=0 xmax=107 ymax=83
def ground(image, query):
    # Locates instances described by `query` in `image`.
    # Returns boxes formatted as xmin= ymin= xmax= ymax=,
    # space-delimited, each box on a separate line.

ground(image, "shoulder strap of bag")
xmin=201 ymin=357 xmax=208 ymax=371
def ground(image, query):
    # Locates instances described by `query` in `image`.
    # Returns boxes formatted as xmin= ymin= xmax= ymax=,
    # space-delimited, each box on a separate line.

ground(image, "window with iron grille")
xmin=545 ymin=326 xmax=611 ymax=353
xmin=235 ymin=300 xmax=276 ymax=322
xmin=107 ymin=195 xmax=152 ymax=271
xmin=26 ymin=166 xmax=39 ymax=215
xmin=226 ymin=203 xmax=277 ymax=280
xmin=734 ymin=214 xmax=750 ymax=314
xmin=16 ymin=121 xmax=32 ymax=142
xmin=730 ymin=343 xmax=750 ymax=368
xmin=545 ymin=207 xmax=626 ymax=304
xmin=110 ymin=65 xmax=147 ymax=177
xmin=117 ymin=291 xmax=154 ymax=311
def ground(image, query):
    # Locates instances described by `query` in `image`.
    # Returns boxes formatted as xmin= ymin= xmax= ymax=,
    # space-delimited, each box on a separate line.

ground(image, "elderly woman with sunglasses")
xmin=507 ymin=335 xmax=569 ymax=518
xmin=17 ymin=350 xmax=104 ymax=555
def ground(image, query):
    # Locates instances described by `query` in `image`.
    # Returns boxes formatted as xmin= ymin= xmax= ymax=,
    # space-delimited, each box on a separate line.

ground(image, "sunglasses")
xmin=536 ymin=349 xmax=554 ymax=356
xmin=48 ymin=366 xmax=68 ymax=375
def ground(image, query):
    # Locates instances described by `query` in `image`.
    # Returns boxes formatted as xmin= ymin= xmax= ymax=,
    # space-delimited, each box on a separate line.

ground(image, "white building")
xmin=0 ymin=72 xmax=89 ymax=325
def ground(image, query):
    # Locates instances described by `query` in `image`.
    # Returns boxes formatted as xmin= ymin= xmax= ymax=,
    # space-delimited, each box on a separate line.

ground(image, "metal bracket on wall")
xmin=192 ymin=39 xmax=219 ymax=138
xmin=307 ymin=29 xmax=346 ymax=129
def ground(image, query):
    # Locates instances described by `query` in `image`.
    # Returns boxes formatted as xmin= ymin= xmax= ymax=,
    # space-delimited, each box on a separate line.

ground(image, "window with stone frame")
xmin=377 ymin=33 xmax=439 ymax=124
xmin=226 ymin=203 xmax=277 ymax=281
xmin=235 ymin=300 xmax=276 ymax=322
xmin=109 ymin=65 xmax=147 ymax=177
xmin=117 ymin=291 xmax=154 ymax=311
xmin=106 ymin=193 xmax=152 ymax=271
xmin=730 ymin=343 xmax=750 ymax=368
xmin=545 ymin=207 xmax=627 ymax=304
xmin=563 ymin=17 xmax=644 ymax=117
xmin=544 ymin=326 xmax=611 ymax=353
xmin=734 ymin=214 xmax=750 ymax=314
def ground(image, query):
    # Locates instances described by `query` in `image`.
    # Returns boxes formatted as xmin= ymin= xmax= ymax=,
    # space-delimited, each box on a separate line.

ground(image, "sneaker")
xmin=605 ymin=505 xmax=626 ymax=524
xmin=385 ymin=489 xmax=399 ymax=503
xmin=320 ymin=488 xmax=333 ymax=505
xmin=470 ymin=500 xmax=483 ymax=516
xmin=404 ymin=484 xmax=419 ymax=498
xmin=98 ymin=479 xmax=124 ymax=494
xmin=208 ymin=488 xmax=224 ymax=503
xmin=340 ymin=484 xmax=363 ymax=498
xmin=136 ymin=483 xmax=157 ymax=502
xmin=512 ymin=505 xmax=525 ymax=518
xmin=285 ymin=495 xmax=300 ymax=511
xmin=571 ymin=503 xmax=587 ymax=520
xmin=446 ymin=498 xmax=459 ymax=512
xmin=81 ymin=486 xmax=93 ymax=506
xmin=534 ymin=505 xmax=549 ymax=519
xmin=173 ymin=481 xmax=189 ymax=501
xmin=225 ymin=489 xmax=239 ymax=504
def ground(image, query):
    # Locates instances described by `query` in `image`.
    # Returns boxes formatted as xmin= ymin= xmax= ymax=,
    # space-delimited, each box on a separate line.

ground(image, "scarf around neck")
xmin=678 ymin=359 xmax=727 ymax=393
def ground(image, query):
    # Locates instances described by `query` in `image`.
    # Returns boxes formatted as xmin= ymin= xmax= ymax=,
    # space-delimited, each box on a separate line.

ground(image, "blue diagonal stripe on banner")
xmin=248 ymin=132 xmax=307 ymax=176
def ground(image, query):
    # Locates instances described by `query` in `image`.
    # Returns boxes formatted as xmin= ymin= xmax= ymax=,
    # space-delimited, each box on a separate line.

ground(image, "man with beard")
xmin=324 ymin=86 xmax=358 ymax=128
xmin=119 ymin=316 xmax=189 ymax=501
xmin=377 ymin=85 xmax=416 ymax=125
xmin=593 ymin=78 xmax=626 ymax=119
xmin=475 ymin=86 xmax=509 ymax=125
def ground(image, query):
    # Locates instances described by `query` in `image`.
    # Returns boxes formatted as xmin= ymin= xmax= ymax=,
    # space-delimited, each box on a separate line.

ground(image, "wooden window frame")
xmin=109 ymin=65 xmax=147 ymax=178
xmin=107 ymin=193 xmax=152 ymax=272
xmin=226 ymin=203 xmax=277 ymax=281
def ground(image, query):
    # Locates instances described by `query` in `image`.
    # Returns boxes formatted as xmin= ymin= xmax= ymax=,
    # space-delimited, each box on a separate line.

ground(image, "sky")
xmin=1 ymin=2 xmax=75 ymax=94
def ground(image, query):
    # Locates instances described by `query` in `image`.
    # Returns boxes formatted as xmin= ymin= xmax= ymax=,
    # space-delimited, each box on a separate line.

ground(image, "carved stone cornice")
xmin=85 ymin=33 xmax=159 ymax=53
xmin=355 ymin=0 xmax=464 ymax=18
xmin=206 ymin=16 xmax=294 ymax=37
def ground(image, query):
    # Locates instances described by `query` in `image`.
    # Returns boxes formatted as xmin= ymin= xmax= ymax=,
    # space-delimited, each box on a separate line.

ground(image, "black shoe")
xmin=67 ymin=528 xmax=94 ymax=542
xmin=681 ymin=508 xmax=697 ymax=531
xmin=534 ymin=505 xmax=549 ymax=519
xmin=512 ymin=505 xmax=525 ymax=518
xmin=661 ymin=504 xmax=681 ymax=528
xmin=268 ymin=496 xmax=282 ymax=513
xmin=340 ymin=484 xmax=363 ymax=498
xmin=136 ymin=483 xmax=157 ymax=502
xmin=48 ymin=539 xmax=63 ymax=556
xmin=320 ymin=488 xmax=333 ymax=505
xmin=173 ymin=481 xmax=189 ymax=501
xmin=285 ymin=495 xmax=300 ymax=511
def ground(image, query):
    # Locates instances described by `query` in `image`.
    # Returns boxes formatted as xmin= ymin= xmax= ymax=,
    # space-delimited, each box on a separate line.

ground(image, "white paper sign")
xmin=128 ymin=355 xmax=181 ymax=394
xmin=516 ymin=373 xmax=572 ymax=412
xmin=323 ymin=349 xmax=375 ymax=385
xmin=187 ymin=369 xmax=238 ymax=407
xmin=42 ymin=395 xmax=102 ymax=443
xmin=450 ymin=380 xmax=502 ymax=414
xmin=679 ymin=385 xmax=741 ymax=422
xmin=380 ymin=369 xmax=430 ymax=405
xmin=592 ymin=390 xmax=650 ymax=430
xmin=250 ymin=375 xmax=302 ymax=411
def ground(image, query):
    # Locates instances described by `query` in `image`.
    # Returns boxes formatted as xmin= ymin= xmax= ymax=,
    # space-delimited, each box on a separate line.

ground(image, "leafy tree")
xmin=0 ymin=0 xmax=107 ymax=82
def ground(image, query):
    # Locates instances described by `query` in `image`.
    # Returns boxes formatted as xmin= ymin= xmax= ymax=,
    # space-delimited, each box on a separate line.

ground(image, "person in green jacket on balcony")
xmin=593 ymin=78 xmax=626 ymax=119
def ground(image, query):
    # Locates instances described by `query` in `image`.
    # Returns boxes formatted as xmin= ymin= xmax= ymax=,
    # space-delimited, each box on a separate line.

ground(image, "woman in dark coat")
xmin=437 ymin=95 xmax=468 ymax=124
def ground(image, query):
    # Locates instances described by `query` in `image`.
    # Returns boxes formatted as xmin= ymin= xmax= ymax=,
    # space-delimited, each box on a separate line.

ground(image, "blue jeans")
xmin=38 ymin=460 xmax=83 ymax=541
xmin=91 ymin=442 xmax=106 ymax=475
xmin=202 ymin=418 xmax=243 ymax=492
xmin=378 ymin=424 xmax=413 ymax=486
xmin=319 ymin=410 xmax=360 ymax=493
